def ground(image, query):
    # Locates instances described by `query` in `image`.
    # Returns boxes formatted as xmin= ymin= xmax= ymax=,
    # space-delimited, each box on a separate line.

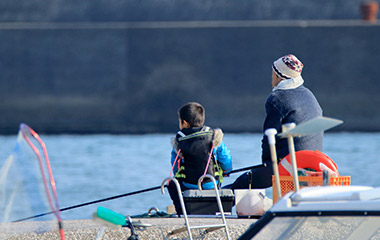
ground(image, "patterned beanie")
xmin=272 ymin=54 xmax=304 ymax=79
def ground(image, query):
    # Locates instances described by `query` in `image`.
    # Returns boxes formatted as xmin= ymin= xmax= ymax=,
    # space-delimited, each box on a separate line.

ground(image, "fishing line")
xmin=14 ymin=163 xmax=266 ymax=222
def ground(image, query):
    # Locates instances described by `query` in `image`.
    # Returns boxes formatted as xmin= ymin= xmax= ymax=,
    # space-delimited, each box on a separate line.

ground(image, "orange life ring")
xmin=278 ymin=150 xmax=339 ymax=177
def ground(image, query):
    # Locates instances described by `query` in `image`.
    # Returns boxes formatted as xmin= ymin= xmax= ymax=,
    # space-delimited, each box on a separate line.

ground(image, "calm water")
xmin=1 ymin=132 xmax=380 ymax=220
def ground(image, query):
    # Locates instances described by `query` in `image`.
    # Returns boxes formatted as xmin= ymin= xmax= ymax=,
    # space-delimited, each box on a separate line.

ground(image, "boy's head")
xmin=178 ymin=102 xmax=205 ymax=129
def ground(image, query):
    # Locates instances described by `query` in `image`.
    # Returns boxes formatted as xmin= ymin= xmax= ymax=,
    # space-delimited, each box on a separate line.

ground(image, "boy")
xmin=167 ymin=102 xmax=232 ymax=215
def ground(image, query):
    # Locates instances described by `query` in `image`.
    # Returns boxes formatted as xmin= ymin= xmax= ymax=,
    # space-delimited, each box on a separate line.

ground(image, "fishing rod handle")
xmin=264 ymin=128 xmax=277 ymax=144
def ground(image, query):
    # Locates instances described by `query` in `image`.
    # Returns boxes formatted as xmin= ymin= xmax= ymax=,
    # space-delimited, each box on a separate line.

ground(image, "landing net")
xmin=0 ymin=123 xmax=64 ymax=239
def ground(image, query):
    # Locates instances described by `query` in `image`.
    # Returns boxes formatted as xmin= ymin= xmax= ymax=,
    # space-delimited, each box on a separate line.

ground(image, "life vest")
xmin=174 ymin=126 xmax=220 ymax=185
xmin=278 ymin=150 xmax=339 ymax=177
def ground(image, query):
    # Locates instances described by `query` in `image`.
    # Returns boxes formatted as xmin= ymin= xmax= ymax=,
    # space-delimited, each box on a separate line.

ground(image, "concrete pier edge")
xmin=0 ymin=217 xmax=257 ymax=239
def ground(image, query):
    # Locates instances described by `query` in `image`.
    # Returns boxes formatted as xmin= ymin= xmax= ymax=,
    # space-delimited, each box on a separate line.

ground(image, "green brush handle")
xmin=96 ymin=206 xmax=126 ymax=226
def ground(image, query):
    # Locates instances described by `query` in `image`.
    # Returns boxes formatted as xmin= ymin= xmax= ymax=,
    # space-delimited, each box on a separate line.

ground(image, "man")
xmin=230 ymin=54 xmax=323 ymax=189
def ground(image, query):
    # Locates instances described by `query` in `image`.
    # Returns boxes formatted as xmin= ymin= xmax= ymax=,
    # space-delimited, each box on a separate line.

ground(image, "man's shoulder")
xmin=266 ymin=90 xmax=283 ymax=105
xmin=269 ymin=85 xmax=312 ymax=100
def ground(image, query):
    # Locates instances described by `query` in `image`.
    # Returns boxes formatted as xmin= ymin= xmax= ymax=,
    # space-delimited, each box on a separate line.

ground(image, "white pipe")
xmin=282 ymin=123 xmax=300 ymax=192
xmin=264 ymin=128 xmax=282 ymax=199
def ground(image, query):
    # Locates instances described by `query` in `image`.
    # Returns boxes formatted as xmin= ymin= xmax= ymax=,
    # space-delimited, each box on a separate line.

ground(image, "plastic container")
xmin=235 ymin=189 xmax=272 ymax=217
xmin=272 ymin=175 xmax=351 ymax=203
xmin=182 ymin=189 xmax=234 ymax=215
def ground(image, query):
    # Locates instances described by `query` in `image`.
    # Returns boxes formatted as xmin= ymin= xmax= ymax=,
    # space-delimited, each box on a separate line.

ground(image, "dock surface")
xmin=0 ymin=217 xmax=257 ymax=239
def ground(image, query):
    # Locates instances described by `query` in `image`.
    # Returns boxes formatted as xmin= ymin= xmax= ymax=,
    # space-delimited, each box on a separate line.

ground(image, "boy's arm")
xmin=215 ymin=141 xmax=232 ymax=175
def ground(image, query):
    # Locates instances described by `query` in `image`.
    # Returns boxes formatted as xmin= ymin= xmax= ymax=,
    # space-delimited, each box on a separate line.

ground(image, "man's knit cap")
xmin=272 ymin=54 xmax=303 ymax=79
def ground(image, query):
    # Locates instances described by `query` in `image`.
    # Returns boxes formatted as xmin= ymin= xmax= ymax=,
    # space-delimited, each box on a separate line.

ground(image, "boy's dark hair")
xmin=178 ymin=102 xmax=205 ymax=127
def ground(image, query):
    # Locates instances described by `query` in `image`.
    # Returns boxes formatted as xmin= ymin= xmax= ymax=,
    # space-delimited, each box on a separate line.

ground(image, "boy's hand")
xmin=223 ymin=171 xmax=231 ymax=177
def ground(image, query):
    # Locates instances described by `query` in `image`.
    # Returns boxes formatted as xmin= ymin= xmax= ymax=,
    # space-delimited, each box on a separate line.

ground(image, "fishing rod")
xmin=13 ymin=185 xmax=165 ymax=222
xmin=230 ymin=163 xmax=267 ymax=174
xmin=14 ymin=163 xmax=266 ymax=222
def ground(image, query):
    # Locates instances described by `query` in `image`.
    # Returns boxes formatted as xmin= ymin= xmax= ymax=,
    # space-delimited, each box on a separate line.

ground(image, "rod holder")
xmin=265 ymin=128 xmax=282 ymax=199
xmin=282 ymin=123 xmax=300 ymax=192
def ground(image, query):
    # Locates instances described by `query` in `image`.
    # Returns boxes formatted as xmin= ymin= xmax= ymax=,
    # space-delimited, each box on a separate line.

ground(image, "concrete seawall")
xmin=0 ymin=1 xmax=368 ymax=22
xmin=1 ymin=20 xmax=379 ymax=134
